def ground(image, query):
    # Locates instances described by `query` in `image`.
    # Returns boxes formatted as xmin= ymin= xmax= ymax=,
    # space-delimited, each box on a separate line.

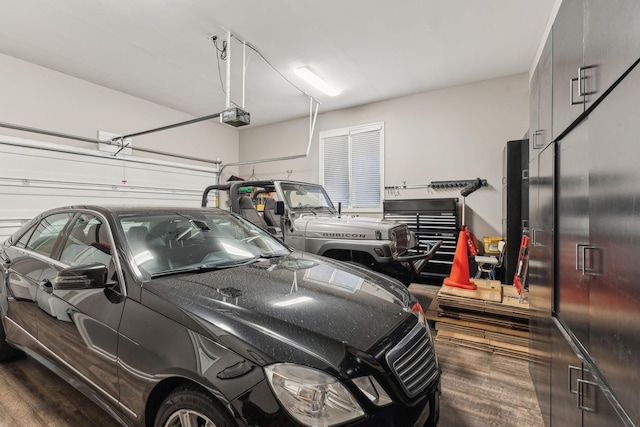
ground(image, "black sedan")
xmin=0 ymin=205 xmax=440 ymax=427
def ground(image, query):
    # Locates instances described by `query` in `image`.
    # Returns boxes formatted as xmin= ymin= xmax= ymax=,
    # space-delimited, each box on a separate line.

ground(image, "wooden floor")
xmin=435 ymin=341 xmax=544 ymax=427
xmin=0 ymin=285 xmax=544 ymax=427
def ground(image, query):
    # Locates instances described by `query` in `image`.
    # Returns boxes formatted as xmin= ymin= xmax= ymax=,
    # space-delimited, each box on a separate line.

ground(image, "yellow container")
xmin=483 ymin=236 xmax=503 ymax=255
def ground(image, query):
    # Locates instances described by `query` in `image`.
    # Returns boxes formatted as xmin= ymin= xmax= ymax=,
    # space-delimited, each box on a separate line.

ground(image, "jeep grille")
xmin=393 ymin=225 xmax=410 ymax=253
xmin=386 ymin=322 xmax=438 ymax=398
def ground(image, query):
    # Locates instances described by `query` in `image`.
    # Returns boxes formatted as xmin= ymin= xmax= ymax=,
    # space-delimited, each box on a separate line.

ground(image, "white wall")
xmin=0 ymin=53 xmax=239 ymax=175
xmin=1 ymin=50 xmax=530 ymax=242
xmin=238 ymin=73 xmax=530 ymax=240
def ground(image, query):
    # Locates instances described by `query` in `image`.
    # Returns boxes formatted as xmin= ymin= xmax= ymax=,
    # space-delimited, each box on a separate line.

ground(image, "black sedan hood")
xmin=142 ymin=253 xmax=415 ymax=371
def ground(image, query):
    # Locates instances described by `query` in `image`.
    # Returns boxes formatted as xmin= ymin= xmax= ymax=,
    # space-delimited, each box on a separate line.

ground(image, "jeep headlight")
xmin=264 ymin=363 xmax=365 ymax=426
xmin=389 ymin=230 xmax=399 ymax=257
xmin=389 ymin=229 xmax=398 ymax=244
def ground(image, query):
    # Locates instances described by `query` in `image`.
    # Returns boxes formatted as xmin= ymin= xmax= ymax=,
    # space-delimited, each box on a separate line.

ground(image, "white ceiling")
xmin=0 ymin=0 xmax=555 ymax=128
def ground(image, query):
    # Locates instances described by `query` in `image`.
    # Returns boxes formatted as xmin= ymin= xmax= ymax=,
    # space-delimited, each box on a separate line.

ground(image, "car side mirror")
xmin=275 ymin=201 xmax=285 ymax=215
xmin=53 ymin=263 xmax=108 ymax=290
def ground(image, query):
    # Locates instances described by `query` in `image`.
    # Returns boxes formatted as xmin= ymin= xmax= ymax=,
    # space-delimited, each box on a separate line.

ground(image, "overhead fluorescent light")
xmin=295 ymin=66 xmax=340 ymax=97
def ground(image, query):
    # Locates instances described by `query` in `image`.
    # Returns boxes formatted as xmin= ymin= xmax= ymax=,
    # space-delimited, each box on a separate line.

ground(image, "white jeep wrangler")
xmin=202 ymin=180 xmax=440 ymax=285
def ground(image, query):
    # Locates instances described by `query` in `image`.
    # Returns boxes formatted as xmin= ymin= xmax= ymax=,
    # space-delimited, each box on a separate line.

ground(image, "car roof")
xmin=40 ymin=205 xmax=224 ymax=217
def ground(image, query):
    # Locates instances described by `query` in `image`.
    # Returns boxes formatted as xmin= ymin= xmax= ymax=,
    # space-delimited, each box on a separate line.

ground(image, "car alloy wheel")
xmin=155 ymin=385 xmax=235 ymax=427
xmin=164 ymin=409 xmax=217 ymax=427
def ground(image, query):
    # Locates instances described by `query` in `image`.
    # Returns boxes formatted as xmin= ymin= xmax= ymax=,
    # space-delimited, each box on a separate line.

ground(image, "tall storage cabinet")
xmin=528 ymin=33 xmax=553 ymax=427
xmin=578 ymin=66 xmax=640 ymax=423
xmin=502 ymin=139 xmax=528 ymax=285
xmin=529 ymin=1 xmax=640 ymax=426
xmin=528 ymin=143 xmax=554 ymax=427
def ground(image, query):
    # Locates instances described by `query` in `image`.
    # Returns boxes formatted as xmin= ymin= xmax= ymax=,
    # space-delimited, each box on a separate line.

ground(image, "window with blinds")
xmin=320 ymin=123 xmax=384 ymax=211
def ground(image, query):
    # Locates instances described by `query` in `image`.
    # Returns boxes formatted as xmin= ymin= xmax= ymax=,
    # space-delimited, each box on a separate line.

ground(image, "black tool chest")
xmin=383 ymin=198 xmax=459 ymax=284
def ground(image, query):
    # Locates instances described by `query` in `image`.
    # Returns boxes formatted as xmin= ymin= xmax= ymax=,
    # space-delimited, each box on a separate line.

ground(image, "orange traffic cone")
xmin=443 ymin=229 xmax=476 ymax=290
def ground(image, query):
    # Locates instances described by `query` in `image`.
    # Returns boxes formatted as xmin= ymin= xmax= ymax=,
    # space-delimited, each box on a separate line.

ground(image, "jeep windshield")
xmin=279 ymin=182 xmax=336 ymax=213
xmin=119 ymin=210 xmax=290 ymax=278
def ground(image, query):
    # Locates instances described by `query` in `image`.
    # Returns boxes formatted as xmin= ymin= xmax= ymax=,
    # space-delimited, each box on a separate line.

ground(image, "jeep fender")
xmin=311 ymin=239 xmax=395 ymax=264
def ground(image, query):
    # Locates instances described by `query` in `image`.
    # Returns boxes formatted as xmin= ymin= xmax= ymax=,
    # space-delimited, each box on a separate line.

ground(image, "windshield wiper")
xmin=150 ymin=257 xmax=262 ymax=278
xmin=204 ymin=257 xmax=264 ymax=269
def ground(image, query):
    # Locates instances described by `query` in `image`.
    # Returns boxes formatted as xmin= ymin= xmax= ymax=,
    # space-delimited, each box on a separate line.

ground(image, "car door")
xmin=35 ymin=211 xmax=126 ymax=406
xmin=2 ymin=212 xmax=74 ymax=347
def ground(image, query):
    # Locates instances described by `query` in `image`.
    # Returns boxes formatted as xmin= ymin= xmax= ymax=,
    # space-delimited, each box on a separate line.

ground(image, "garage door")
xmin=0 ymin=134 xmax=218 ymax=240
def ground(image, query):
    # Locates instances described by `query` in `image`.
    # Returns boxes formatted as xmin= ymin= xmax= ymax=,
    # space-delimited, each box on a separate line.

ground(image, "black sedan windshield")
xmin=119 ymin=211 xmax=290 ymax=277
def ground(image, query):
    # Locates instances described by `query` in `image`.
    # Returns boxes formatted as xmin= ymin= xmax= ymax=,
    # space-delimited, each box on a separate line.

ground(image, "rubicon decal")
xmin=322 ymin=232 xmax=366 ymax=238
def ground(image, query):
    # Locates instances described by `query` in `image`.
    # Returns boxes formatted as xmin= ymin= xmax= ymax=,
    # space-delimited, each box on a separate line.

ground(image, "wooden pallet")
xmin=426 ymin=294 xmax=529 ymax=332
xmin=435 ymin=323 xmax=529 ymax=348
xmin=430 ymin=283 xmax=534 ymax=360
xmin=439 ymin=278 xmax=502 ymax=302
xmin=435 ymin=330 xmax=544 ymax=363
xmin=437 ymin=285 xmax=529 ymax=320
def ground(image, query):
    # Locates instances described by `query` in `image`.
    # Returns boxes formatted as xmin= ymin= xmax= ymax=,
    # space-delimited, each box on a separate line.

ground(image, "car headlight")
xmin=264 ymin=363 xmax=365 ymax=426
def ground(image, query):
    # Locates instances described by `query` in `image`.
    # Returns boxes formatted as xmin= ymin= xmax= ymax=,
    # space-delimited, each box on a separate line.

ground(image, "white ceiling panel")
xmin=0 ymin=0 xmax=556 ymax=127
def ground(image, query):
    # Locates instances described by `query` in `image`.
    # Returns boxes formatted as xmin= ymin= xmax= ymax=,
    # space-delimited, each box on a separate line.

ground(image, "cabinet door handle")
xmin=575 ymin=243 xmax=589 ymax=271
xmin=532 ymin=130 xmax=544 ymax=149
xmin=576 ymin=244 xmax=604 ymax=276
xmin=577 ymin=378 xmax=598 ymax=412
xmin=568 ymin=365 xmax=581 ymax=395
xmin=531 ymin=229 xmax=544 ymax=246
xmin=582 ymin=245 xmax=604 ymax=276
xmin=570 ymin=76 xmax=585 ymax=105
xmin=578 ymin=65 xmax=597 ymax=97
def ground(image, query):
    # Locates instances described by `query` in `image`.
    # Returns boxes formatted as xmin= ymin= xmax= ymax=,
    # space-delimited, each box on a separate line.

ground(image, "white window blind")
xmin=320 ymin=123 xmax=384 ymax=211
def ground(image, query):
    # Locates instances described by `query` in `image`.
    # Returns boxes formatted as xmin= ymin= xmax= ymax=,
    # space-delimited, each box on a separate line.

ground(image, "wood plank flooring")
xmin=0 ymin=284 xmax=544 ymax=427
xmin=435 ymin=341 xmax=544 ymax=427
xmin=0 ymin=354 xmax=118 ymax=427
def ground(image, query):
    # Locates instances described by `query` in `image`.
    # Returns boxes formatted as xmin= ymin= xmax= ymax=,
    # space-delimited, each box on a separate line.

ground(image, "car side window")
xmin=60 ymin=213 xmax=113 ymax=268
xmin=15 ymin=226 xmax=35 ymax=249
xmin=23 ymin=213 xmax=74 ymax=258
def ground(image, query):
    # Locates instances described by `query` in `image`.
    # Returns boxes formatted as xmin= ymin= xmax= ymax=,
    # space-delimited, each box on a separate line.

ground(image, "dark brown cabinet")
xmin=555 ymin=64 xmax=640 ymax=427
xmin=530 ymin=1 xmax=640 ymax=426
xmin=583 ymin=65 xmax=640 ymax=424
xmin=528 ymin=143 xmax=554 ymax=427
xmin=502 ymin=139 xmax=528 ymax=284
xmin=550 ymin=325 xmax=583 ymax=427
xmin=556 ymin=119 xmax=590 ymax=347
xmin=582 ymin=0 xmax=640 ymax=109
xmin=530 ymin=34 xmax=553 ymax=156
xmin=551 ymin=323 xmax=629 ymax=427
xmin=552 ymin=0 xmax=584 ymax=138
xmin=552 ymin=0 xmax=640 ymax=140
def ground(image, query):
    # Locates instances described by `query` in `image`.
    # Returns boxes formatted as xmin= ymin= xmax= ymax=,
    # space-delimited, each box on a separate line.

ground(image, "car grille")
xmin=386 ymin=322 xmax=438 ymax=398
xmin=393 ymin=225 xmax=410 ymax=252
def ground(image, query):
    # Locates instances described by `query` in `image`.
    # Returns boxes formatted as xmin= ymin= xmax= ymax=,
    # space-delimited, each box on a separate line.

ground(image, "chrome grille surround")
xmin=385 ymin=322 xmax=439 ymax=398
